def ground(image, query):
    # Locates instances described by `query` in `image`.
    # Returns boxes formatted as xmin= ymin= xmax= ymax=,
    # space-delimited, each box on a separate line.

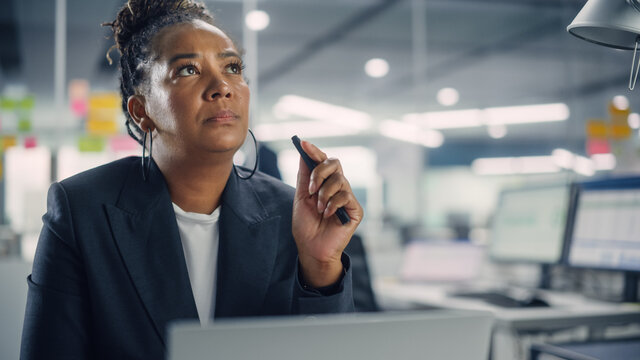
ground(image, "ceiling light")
xmin=436 ymin=88 xmax=459 ymax=106
xmin=364 ymin=58 xmax=389 ymax=78
xmin=551 ymin=148 xmax=575 ymax=169
xmin=487 ymin=124 xmax=507 ymax=139
xmin=245 ymin=10 xmax=270 ymax=31
xmin=573 ymin=155 xmax=596 ymax=176
xmin=379 ymin=120 xmax=444 ymax=148
xmin=630 ymin=113 xmax=640 ymax=129
xmin=483 ymin=103 xmax=570 ymax=125
xmin=612 ymin=95 xmax=630 ymax=110
xmin=272 ymin=95 xmax=372 ymax=130
xmin=551 ymin=149 xmax=608 ymax=174
xmin=472 ymin=156 xmax=561 ymax=175
xmin=403 ymin=109 xmax=483 ymax=129
xmin=254 ymin=121 xmax=360 ymax=141
xmin=591 ymin=153 xmax=616 ymax=170
xmin=402 ymin=103 xmax=569 ymax=130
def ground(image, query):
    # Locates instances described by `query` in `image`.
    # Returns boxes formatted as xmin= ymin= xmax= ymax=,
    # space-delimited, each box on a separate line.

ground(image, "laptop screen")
xmin=167 ymin=310 xmax=493 ymax=360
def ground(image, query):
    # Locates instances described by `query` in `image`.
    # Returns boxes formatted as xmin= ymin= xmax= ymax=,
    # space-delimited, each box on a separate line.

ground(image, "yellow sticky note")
xmin=1 ymin=135 xmax=17 ymax=151
xmin=610 ymin=123 xmax=633 ymax=139
xmin=87 ymin=119 xmax=118 ymax=135
xmin=89 ymin=93 xmax=120 ymax=109
xmin=586 ymin=119 xmax=607 ymax=138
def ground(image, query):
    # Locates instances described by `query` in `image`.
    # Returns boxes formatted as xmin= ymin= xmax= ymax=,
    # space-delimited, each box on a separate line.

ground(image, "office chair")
xmin=344 ymin=234 xmax=379 ymax=312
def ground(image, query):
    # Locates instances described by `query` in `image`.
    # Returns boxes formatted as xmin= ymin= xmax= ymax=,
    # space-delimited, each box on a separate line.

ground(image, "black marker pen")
xmin=291 ymin=135 xmax=351 ymax=225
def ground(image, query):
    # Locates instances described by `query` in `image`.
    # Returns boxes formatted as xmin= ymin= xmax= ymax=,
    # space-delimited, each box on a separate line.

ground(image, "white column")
xmin=411 ymin=0 xmax=428 ymax=226
xmin=54 ymin=0 xmax=66 ymax=120
xmin=242 ymin=0 xmax=259 ymax=127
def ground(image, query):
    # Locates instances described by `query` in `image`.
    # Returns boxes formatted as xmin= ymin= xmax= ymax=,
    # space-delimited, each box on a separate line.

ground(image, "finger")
xmin=323 ymin=190 xmax=363 ymax=223
xmin=315 ymin=172 xmax=350 ymax=214
xmin=309 ymin=158 xmax=343 ymax=195
xmin=295 ymin=155 xmax=311 ymax=200
xmin=301 ymin=140 xmax=328 ymax=164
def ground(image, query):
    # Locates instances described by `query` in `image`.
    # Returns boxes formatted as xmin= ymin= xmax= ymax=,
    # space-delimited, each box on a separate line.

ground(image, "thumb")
xmin=295 ymin=154 xmax=312 ymax=199
xmin=294 ymin=139 xmax=327 ymax=198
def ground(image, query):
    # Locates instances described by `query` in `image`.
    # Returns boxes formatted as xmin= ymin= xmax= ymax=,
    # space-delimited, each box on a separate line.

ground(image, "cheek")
xmin=238 ymin=85 xmax=251 ymax=113
xmin=162 ymin=89 xmax=198 ymax=131
xmin=145 ymin=86 xmax=175 ymax=128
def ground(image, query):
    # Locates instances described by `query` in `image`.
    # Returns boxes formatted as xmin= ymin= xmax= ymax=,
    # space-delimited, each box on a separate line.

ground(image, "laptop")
xmin=167 ymin=310 xmax=493 ymax=360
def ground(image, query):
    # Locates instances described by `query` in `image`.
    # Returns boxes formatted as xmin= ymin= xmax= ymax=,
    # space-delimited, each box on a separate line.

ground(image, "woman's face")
xmin=141 ymin=20 xmax=250 ymax=161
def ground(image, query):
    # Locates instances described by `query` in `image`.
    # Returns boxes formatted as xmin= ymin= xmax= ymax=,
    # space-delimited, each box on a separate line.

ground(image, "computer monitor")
xmin=568 ymin=176 xmax=640 ymax=272
xmin=567 ymin=176 xmax=640 ymax=302
xmin=167 ymin=310 xmax=493 ymax=360
xmin=489 ymin=183 xmax=574 ymax=265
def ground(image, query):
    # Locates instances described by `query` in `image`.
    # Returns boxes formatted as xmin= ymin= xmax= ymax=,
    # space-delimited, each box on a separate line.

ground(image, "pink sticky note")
xmin=110 ymin=135 xmax=139 ymax=152
xmin=24 ymin=136 xmax=37 ymax=149
xmin=587 ymin=139 xmax=610 ymax=155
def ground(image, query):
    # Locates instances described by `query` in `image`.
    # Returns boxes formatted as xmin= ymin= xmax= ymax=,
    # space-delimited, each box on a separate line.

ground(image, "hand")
xmin=291 ymin=139 xmax=364 ymax=288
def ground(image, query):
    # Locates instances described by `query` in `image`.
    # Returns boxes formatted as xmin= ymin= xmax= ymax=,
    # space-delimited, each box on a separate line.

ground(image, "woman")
xmin=20 ymin=1 xmax=363 ymax=358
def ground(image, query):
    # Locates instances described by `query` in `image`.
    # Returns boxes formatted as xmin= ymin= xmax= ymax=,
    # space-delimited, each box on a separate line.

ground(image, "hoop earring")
xmin=234 ymin=128 xmax=259 ymax=180
xmin=141 ymin=129 xmax=153 ymax=181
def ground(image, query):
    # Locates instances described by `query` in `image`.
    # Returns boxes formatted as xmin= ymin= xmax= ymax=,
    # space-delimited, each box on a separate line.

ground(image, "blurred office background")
xmin=2 ymin=0 xmax=640 ymax=359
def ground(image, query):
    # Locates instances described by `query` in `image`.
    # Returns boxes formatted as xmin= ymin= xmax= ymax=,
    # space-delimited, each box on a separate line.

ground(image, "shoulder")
xmin=57 ymin=157 xmax=138 ymax=203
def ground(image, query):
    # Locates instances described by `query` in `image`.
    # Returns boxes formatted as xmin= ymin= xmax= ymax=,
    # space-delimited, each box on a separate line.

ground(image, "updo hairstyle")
xmin=103 ymin=0 xmax=215 ymax=145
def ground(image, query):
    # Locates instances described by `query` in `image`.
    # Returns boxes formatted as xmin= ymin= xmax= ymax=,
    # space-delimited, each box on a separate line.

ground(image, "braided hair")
xmin=103 ymin=0 xmax=216 ymax=145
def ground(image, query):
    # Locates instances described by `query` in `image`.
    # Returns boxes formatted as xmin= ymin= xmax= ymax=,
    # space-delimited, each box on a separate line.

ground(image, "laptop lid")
xmin=167 ymin=310 xmax=493 ymax=360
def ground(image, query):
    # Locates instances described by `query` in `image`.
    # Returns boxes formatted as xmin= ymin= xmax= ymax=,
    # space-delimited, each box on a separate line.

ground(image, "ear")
xmin=127 ymin=95 xmax=156 ymax=132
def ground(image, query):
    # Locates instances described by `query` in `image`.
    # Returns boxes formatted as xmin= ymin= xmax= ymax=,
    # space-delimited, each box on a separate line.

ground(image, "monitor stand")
xmin=538 ymin=264 xmax=552 ymax=290
xmin=623 ymin=272 xmax=639 ymax=303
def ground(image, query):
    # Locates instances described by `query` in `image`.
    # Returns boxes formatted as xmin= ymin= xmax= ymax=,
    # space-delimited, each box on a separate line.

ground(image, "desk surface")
xmin=531 ymin=338 xmax=640 ymax=360
xmin=375 ymin=278 xmax=640 ymax=331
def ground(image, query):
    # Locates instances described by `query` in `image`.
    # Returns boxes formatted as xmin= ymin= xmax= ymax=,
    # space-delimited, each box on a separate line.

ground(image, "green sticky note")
xmin=18 ymin=118 xmax=32 ymax=132
xmin=19 ymin=95 xmax=35 ymax=110
xmin=0 ymin=97 xmax=16 ymax=110
xmin=78 ymin=135 xmax=105 ymax=152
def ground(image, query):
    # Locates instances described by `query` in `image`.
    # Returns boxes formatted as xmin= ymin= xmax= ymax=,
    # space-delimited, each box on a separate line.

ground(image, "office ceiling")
xmin=0 ymin=0 xmax=635 ymax=164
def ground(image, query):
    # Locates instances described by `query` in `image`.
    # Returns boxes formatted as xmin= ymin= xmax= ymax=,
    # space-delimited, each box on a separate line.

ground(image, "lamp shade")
xmin=567 ymin=0 xmax=640 ymax=50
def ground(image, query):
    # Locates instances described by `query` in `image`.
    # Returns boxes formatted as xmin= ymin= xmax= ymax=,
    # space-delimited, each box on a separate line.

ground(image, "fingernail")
xmin=309 ymin=181 xmax=316 ymax=195
xmin=317 ymin=201 xmax=324 ymax=213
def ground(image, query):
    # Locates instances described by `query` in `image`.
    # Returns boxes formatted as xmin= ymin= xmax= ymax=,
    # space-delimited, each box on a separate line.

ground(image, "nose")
xmin=204 ymin=76 xmax=232 ymax=101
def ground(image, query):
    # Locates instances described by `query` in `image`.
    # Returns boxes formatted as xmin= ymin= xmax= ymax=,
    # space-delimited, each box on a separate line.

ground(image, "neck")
xmin=155 ymin=154 xmax=234 ymax=214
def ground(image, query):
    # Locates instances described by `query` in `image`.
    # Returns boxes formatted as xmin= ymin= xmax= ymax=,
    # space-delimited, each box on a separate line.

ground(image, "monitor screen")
xmin=568 ymin=177 xmax=640 ymax=272
xmin=489 ymin=184 xmax=572 ymax=263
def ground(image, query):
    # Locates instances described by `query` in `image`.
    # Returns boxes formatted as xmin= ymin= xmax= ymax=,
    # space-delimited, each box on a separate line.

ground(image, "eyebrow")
xmin=167 ymin=51 xmax=242 ymax=65
xmin=218 ymin=51 xmax=242 ymax=60
xmin=168 ymin=53 xmax=199 ymax=65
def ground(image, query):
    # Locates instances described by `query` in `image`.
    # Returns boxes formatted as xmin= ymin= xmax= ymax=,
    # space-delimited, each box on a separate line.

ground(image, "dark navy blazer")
xmin=20 ymin=157 xmax=353 ymax=360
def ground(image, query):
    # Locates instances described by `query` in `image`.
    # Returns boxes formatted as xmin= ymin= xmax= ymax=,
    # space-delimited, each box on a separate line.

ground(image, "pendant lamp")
xmin=567 ymin=0 xmax=640 ymax=89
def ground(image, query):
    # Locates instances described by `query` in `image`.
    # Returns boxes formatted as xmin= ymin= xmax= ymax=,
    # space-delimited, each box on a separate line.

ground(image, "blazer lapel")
xmin=215 ymin=170 xmax=280 ymax=318
xmin=105 ymin=159 xmax=197 ymax=345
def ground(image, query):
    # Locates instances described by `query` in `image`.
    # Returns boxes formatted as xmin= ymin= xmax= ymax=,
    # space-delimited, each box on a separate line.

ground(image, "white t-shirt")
xmin=173 ymin=203 xmax=220 ymax=325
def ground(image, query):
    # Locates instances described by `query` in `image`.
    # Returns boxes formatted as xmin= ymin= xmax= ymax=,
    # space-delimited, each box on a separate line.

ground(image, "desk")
xmin=530 ymin=338 xmax=640 ymax=360
xmin=375 ymin=279 xmax=640 ymax=360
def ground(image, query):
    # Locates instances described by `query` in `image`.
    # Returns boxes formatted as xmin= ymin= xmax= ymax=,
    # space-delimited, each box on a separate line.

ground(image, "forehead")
xmin=151 ymin=20 xmax=237 ymax=60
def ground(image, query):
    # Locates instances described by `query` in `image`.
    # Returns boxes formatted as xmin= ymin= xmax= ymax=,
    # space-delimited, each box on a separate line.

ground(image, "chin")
xmin=204 ymin=133 xmax=247 ymax=154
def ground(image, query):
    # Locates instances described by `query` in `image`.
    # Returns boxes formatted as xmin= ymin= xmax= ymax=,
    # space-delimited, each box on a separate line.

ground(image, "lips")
xmin=205 ymin=109 xmax=239 ymax=123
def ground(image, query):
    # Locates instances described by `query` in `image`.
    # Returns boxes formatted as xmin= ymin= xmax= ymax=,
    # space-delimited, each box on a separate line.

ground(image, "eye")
xmin=177 ymin=64 xmax=198 ymax=77
xmin=225 ymin=61 xmax=245 ymax=75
